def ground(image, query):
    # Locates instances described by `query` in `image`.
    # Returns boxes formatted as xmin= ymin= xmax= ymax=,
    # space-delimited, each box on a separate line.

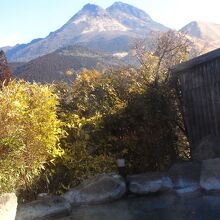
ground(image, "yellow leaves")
xmin=0 ymin=80 xmax=61 ymax=193
xmin=50 ymin=146 xmax=64 ymax=158
xmin=13 ymin=100 xmax=21 ymax=108
xmin=122 ymin=148 xmax=129 ymax=155
xmin=52 ymin=66 xmax=181 ymax=193
xmin=66 ymin=69 xmax=73 ymax=77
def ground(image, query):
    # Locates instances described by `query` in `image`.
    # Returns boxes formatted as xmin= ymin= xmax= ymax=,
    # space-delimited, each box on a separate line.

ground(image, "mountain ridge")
xmin=180 ymin=20 xmax=220 ymax=52
xmin=11 ymin=45 xmax=126 ymax=83
xmin=4 ymin=2 xmax=169 ymax=62
xmin=4 ymin=3 xmax=220 ymax=64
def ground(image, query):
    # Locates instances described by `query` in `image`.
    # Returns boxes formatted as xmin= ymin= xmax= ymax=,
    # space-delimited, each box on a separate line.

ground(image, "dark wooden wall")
xmin=174 ymin=48 xmax=220 ymax=149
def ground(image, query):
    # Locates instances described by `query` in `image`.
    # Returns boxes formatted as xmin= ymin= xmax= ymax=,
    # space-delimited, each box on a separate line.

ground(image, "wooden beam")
xmin=173 ymin=48 xmax=220 ymax=74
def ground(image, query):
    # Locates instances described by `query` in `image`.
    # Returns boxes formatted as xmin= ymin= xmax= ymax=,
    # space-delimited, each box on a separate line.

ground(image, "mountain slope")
xmin=12 ymin=45 xmax=126 ymax=83
xmin=180 ymin=21 xmax=220 ymax=51
xmin=181 ymin=21 xmax=220 ymax=41
xmin=107 ymin=2 xmax=167 ymax=33
xmin=5 ymin=2 xmax=169 ymax=62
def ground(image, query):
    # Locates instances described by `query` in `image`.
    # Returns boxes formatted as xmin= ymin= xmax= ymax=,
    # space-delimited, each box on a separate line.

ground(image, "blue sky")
xmin=1 ymin=0 xmax=220 ymax=47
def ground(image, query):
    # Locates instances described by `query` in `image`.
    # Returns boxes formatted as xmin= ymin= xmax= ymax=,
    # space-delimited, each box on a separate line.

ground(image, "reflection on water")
xmin=46 ymin=192 xmax=220 ymax=220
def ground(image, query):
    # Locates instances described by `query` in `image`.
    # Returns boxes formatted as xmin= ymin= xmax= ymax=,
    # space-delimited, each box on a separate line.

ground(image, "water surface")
xmin=46 ymin=192 xmax=220 ymax=220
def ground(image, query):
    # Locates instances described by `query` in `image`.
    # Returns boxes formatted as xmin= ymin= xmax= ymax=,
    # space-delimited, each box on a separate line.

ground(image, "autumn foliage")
xmin=0 ymin=81 xmax=62 ymax=194
xmin=0 ymin=31 xmax=191 ymax=199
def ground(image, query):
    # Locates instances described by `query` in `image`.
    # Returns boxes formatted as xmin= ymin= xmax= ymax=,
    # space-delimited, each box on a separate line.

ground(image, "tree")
xmin=0 ymin=50 xmax=12 ymax=87
xmin=41 ymin=31 xmax=193 ymax=194
xmin=135 ymin=30 xmax=192 ymax=86
xmin=134 ymin=30 xmax=192 ymax=159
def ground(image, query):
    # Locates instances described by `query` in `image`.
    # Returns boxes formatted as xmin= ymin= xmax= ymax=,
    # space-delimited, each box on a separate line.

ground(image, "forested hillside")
xmin=11 ymin=46 xmax=126 ymax=83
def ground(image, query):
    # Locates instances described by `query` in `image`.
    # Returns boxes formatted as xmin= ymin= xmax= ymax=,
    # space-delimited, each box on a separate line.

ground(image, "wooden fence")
xmin=173 ymin=48 xmax=220 ymax=149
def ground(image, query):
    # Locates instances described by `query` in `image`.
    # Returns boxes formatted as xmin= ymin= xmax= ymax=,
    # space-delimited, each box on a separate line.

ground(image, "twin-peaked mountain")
xmin=6 ymin=2 xmax=168 ymax=62
xmin=107 ymin=2 xmax=167 ymax=33
xmin=5 ymin=2 xmax=220 ymax=83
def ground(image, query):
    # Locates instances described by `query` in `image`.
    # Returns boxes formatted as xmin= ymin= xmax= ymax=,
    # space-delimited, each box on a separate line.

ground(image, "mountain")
xmin=11 ymin=45 xmax=126 ymax=83
xmin=5 ymin=2 xmax=169 ymax=62
xmin=1 ymin=46 xmax=13 ymax=53
xmin=181 ymin=21 xmax=220 ymax=41
xmin=180 ymin=21 xmax=220 ymax=52
xmin=107 ymin=2 xmax=167 ymax=33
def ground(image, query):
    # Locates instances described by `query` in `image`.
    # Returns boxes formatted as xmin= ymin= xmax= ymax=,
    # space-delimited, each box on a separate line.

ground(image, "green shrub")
xmin=0 ymin=80 xmax=62 ymax=193
xmin=53 ymin=72 xmax=119 ymax=190
xmin=95 ymin=85 xmax=178 ymax=173
xmin=52 ymin=69 xmax=182 ymax=192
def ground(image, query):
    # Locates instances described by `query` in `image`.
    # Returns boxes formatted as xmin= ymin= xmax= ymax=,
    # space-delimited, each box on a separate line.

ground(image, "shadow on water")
xmin=45 ymin=192 xmax=220 ymax=220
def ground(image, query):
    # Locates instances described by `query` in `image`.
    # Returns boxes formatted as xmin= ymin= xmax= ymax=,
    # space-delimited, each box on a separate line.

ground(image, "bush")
xmin=95 ymin=85 xmax=178 ymax=173
xmin=52 ymin=72 xmax=119 ymax=191
xmin=51 ymin=68 xmax=183 ymax=192
xmin=0 ymin=81 xmax=62 ymax=193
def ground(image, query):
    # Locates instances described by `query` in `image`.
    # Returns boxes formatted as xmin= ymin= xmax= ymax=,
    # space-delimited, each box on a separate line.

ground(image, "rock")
xmin=192 ymin=135 xmax=220 ymax=160
xmin=63 ymin=174 xmax=126 ymax=206
xmin=37 ymin=193 xmax=49 ymax=200
xmin=127 ymin=172 xmax=173 ymax=195
xmin=0 ymin=193 xmax=17 ymax=220
xmin=15 ymin=196 xmax=71 ymax=220
xmin=200 ymin=158 xmax=220 ymax=190
xmin=169 ymin=161 xmax=201 ymax=194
